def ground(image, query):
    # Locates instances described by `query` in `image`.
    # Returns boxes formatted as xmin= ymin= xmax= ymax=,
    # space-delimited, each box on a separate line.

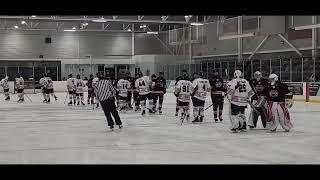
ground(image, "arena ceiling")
xmin=0 ymin=15 xmax=218 ymax=32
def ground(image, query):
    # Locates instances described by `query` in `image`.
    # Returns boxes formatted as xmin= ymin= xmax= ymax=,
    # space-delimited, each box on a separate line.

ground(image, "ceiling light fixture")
xmin=31 ymin=15 xmax=36 ymax=18
xmin=147 ymin=31 xmax=158 ymax=34
xmin=64 ymin=29 xmax=76 ymax=32
xmin=190 ymin=22 xmax=204 ymax=26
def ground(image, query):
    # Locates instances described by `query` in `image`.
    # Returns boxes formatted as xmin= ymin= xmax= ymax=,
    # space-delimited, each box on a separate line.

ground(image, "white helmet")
xmin=234 ymin=70 xmax=242 ymax=79
xmin=269 ymin=73 xmax=278 ymax=85
xmin=254 ymin=71 xmax=262 ymax=80
xmin=4 ymin=76 xmax=8 ymax=80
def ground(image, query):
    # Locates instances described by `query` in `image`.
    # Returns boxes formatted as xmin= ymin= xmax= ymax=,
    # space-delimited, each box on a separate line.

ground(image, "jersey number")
xmin=239 ymin=84 xmax=246 ymax=93
xmin=122 ymin=84 xmax=128 ymax=89
xmin=139 ymin=81 xmax=145 ymax=86
xmin=182 ymin=85 xmax=190 ymax=92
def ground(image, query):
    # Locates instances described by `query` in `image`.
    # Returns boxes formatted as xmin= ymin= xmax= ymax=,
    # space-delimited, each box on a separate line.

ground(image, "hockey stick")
xmin=247 ymin=100 xmax=259 ymax=114
xmin=205 ymin=103 xmax=214 ymax=110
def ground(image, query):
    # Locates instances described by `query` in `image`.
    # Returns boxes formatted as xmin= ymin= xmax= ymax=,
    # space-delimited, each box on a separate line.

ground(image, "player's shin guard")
xmin=193 ymin=107 xmax=199 ymax=120
xmin=213 ymin=111 xmax=218 ymax=120
xmin=141 ymin=100 xmax=146 ymax=111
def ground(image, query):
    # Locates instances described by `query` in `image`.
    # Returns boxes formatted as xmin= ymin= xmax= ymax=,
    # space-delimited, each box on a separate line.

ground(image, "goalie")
xmin=248 ymin=71 xmax=269 ymax=129
xmin=226 ymin=70 xmax=254 ymax=133
xmin=263 ymin=73 xmax=293 ymax=132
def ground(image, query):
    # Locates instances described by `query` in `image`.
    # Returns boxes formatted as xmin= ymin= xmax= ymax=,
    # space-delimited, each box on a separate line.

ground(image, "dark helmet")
xmin=138 ymin=71 xmax=143 ymax=77
xmin=90 ymin=74 xmax=94 ymax=79
xmin=68 ymin=74 xmax=73 ymax=78
xmin=76 ymin=74 xmax=80 ymax=79
xmin=199 ymin=71 xmax=204 ymax=78
xmin=151 ymin=74 xmax=157 ymax=80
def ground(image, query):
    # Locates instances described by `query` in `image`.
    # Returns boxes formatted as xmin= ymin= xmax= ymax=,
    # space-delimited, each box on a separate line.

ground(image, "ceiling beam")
xmin=0 ymin=16 xmax=188 ymax=24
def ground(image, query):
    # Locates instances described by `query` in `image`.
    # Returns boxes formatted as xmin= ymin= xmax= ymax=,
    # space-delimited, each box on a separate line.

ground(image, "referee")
xmin=94 ymin=73 xmax=122 ymax=130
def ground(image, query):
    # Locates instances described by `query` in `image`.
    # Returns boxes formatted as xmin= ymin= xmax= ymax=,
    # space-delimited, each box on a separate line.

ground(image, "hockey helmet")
xmin=234 ymin=70 xmax=242 ymax=79
xmin=89 ymin=74 xmax=94 ymax=79
xmin=199 ymin=71 xmax=204 ymax=78
xmin=254 ymin=71 xmax=262 ymax=80
xmin=68 ymin=74 xmax=73 ymax=78
xmin=76 ymin=74 xmax=81 ymax=79
xmin=269 ymin=73 xmax=278 ymax=85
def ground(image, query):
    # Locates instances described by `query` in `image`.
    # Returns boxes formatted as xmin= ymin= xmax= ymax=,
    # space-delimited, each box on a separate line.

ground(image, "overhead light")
xmin=140 ymin=24 xmax=147 ymax=28
xmin=190 ymin=22 xmax=203 ymax=26
xmin=31 ymin=15 xmax=36 ymax=18
xmin=294 ymin=23 xmax=320 ymax=30
xmin=219 ymin=32 xmax=255 ymax=40
xmin=14 ymin=25 xmax=19 ymax=29
xmin=147 ymin=31 xmax=158 ymax=34
xmin=64 ymin=29 xmax=76 ymax=32
xmin=21 ymin=21 xmax=26 ymax=24
xmin=92 ymin=19 xmax=107 ymax=23
xmin=72 ymin=27 xmax=76 ymax=30
xmin=127 ymin=28 xmax=132 ymax=32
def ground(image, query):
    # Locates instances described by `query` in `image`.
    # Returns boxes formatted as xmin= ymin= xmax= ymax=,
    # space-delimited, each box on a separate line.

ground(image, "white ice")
xmin=0 ymin=92 xmax=319 ymax=164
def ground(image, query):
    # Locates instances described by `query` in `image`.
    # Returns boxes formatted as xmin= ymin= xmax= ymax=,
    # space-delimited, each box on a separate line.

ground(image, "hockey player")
xmin=135 ymin=71 xmax=152 ymax=115
xmin=150 ymin=74 xmax=158 ymax=113
xmin=175 ymin=75 xmax=192 ymax=122
xmin=125 ymin=71 xmax=133 ymax=109
xmin=15 ymin=74 xmax=25 ymax=103
xmin=75 ymin=75 xmax=86 ymax=106
xmin=86 ymin=74 xmax=95 ymax=105
xmin=43 ymin=75 xmax=57 ymax=103
xmin=0 ymin=75 xmax=10 ymax=101
xmin=248 ymin=71 xmax=269 ymax=129
xmin=209 ymin=70 xmax=226 ymax=122
xmin=263 ymin=73 xmax=293 ymax=132
xmin=66 ymin=74 xmax=76 ymax=105
xmin=132 ymin=73 xmax=140 ymax=111
xmin=226 ymin=70 xmax=254 ymax=133
xmin=175 ymin=70 xmax=190 ymax=116
xmin=191 ymin=71 xmax=211 ymax=123
xmin=39 ymin=74 xmax=47 ymax=102
xmin=152 ymin=72 xmax=166 ymax=114
xmin=92 ymin=72 xmax=101 ymax=108
xmin=116 ymin=73 xmax=131 ymax=111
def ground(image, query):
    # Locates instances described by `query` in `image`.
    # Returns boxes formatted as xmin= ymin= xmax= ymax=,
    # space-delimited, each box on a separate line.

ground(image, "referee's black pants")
xmin=100 ymin=97 xmax=122 ymax=127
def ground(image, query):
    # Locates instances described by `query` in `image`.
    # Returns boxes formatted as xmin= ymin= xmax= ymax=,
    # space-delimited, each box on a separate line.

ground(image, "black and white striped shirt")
xmin=94 ymin=79 xmax=116 ymax=101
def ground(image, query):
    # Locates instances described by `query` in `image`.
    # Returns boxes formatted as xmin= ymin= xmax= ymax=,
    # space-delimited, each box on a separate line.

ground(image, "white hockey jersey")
xmin=66 ymin=78 xmax=76 ymax=91
xmin=0 ymin=78 xmax=9 ymax=89
xmin=117 ymin=79 xmax=131 ymax=97
xmin=15 ymin=77 xmax=24 ymax=89
xmin=39 ymin=77 xmax=46 ymax=88
xmin=75 ymin=79 xmax=85 ymax=93
xmin=175 ymin=80 xmax=192 ymax=102
xmin=227 ymin=78 xmax=254 ymax=106
xmin=192 ymin=78 xmax=211 ymax=101
xmin=135 ymin=76 xmax=151 ymax=95
xmin=44 ymin=77 xmax=54 ymax=89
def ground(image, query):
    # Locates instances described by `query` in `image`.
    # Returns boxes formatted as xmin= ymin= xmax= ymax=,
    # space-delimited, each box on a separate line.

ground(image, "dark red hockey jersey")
xmin=153 ymin=77 xmax=166 ymax=92
xmin=209 ymin=77 xmax=226 ymax=96
xmin=249 ymin=78 xmax=269 ymax=99
xmin=263 ymin=81 xmax=291 ymax=102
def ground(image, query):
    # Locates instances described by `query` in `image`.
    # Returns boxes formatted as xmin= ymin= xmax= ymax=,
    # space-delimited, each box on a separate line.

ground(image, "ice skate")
xmin=231 ymin=128 xmax=239 ymax=133
xmin=46 ymin=99 xmax=50 ymax=103
xmin=192 ymin=116 xmax=200 ymax=123
xmin=68 ymin=101 xmax=73 ymax=105
xmin=141 ymin=110 xmax=146 ymax=115
xmin=186 ymin=115 xmax=190 ymax=122
xmin=175 ymin=112 xmax=178 ymax=116
xmin=81 ymin=101 xmax=85 ymax=106
xmin=5 ymin=96 xmax=10 ymax=101
xmin=284 ymin=129 xmax=290 ymax=132
xmin=54 ymin=96 xmax=58 ymax=101
xmin=119 ymin=125 xmax=123 ymax=129
xmin=214 ymin=118 xmax=218 ymax=123
xmin=267 ymin=129 xmax=276 ymax=133
xmin=43 ymin=99 xmax=47 ymax=103
xmin=199 ymin=116 xmax=204 ymax=122
xmin=77 ymin=101 xmax=80 ymax=106
xmin=219 ymin=116 xmax=223 ymax=122
xmin=159 ymin=110 xmax=162 ymax=114
xmin=109 ymin=126 xmax=114 ymax=131
xmin=96 ymin=103 xmax=99 ymax=108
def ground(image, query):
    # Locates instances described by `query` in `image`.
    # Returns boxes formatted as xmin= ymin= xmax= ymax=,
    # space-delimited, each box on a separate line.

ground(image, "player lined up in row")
xmin=173 ymin=69 xmax=293 ymax=133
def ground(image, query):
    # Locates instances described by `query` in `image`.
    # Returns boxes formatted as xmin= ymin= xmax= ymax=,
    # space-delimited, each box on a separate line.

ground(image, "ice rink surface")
xmin=0 ymin=92 xmax=320 ymax=164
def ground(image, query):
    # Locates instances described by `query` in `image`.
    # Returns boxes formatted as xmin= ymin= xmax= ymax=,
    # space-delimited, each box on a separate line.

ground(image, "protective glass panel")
xmin=281 ymin=58 xmax=291 ymax=82
xmin=303 ymin=57 xmax=314 ymax=81
xmin=261 ymin=59 xmax=270 ymax=78
xmin=292 ymin=57 xmax=302 ymax=82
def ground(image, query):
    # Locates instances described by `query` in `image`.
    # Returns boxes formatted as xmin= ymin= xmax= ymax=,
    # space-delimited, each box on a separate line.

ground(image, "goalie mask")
xmin=254 ymin=71 xmax=262 ymax=80
xmin=234 ymin=70 xmax=242 ymax=79
xmin=269 ymin=73 xmax=278 ymax=85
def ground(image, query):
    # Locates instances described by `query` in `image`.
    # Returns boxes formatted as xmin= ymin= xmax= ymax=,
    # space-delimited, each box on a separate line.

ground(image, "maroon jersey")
xmin=209 ymin=77 xmax=225 ymax=97
xmin=154 ymin=77 xmax=166 ymax=92
xmin=263 ymin=81 xmax=291 ymax=102
xmin=249 ymin=78 xmax=269 ymax=100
